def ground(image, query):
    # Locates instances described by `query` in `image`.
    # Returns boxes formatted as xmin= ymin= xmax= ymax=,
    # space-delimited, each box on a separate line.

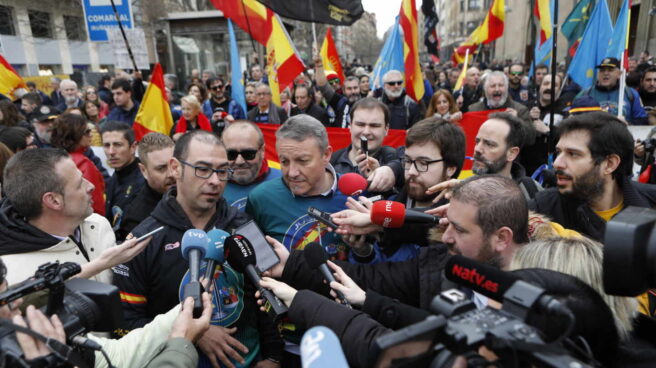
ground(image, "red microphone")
xmin=371 ymin=201 xmax=439 ymax=228
xmin=338 ymin=173 xmax=368 ymax=196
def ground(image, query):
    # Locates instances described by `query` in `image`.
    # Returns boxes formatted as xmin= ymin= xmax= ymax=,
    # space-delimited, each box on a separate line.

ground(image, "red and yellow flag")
xmin=534 ymin=0 xmax=552 ymax=46
xmin=320 ymin=28 xmax=345 ymax=83
xmin=265 ymin=13 xmax=305 ymax=105
xmin=453 ymin=0 xmax=505 ymax=64
xmin=399 ymin=0 xmax=424 ymax=103
xmin=210 ymin=0 xmax=269 ymax=45
xmin=133 ymin=63 xmax=174 ymax=141
xmin=0 ymin=54 xmax=26 ymax=98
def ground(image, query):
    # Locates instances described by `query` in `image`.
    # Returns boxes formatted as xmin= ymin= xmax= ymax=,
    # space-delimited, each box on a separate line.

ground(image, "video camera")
xmin=603 ymin=206 xmax=656 ymax=296
xmin=374 ymin=256 xmax=596 ymax=368
xmin=0 ymin=261 xmax=123 ymax=368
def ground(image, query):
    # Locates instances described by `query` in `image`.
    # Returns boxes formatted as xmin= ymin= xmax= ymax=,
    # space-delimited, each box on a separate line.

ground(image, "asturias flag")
xmin=0 ymin=54 xmax=26 ymax=98
xmin=399 ymin=0 xmax=424 ymax=102
xmin=320 ymin=28 xmax=346 ymax=83
xmin=133 ymin=63 xmax=174 ymax=140
xmin=371 ymin=16 xmax=404 ymax=90
xmin=606 ymin=0 xmax=630 ymax=65
xmin=228 ymin=19 xmax=247 ymax=113
xmin=567 ymin=0 xmax=612 ymax=90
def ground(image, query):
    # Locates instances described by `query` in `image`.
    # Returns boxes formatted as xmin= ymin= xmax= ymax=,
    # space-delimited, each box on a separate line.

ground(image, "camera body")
xmin=0 ymin=262 xmax=122 ymax=367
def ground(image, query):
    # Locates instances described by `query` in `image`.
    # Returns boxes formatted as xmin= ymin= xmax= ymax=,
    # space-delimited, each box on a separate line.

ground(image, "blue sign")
xmin=81 ymin=0 xmax=134 ymax=42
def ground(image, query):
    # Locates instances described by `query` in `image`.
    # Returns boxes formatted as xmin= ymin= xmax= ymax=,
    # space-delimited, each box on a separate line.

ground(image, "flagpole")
xmin=459 ymin=48 xmax=470 ymax=96
xmin=109 ymin=0 xmax=138 ymax=72
xmin=310 ymin=0 xmax=318 ymax=55
xmin=618 ymin=52 xmax=626 ymax=120
xmin=529 ymin=0 xmax=538 ymax=100
xmin=547 ymin=0 xmax=558 ymax=168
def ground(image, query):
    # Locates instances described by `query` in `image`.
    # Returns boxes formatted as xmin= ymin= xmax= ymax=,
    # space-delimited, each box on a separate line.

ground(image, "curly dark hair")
xmin=51 ymin=113 xmax=88 ymax=152
xmin=187 ymin=81 xmax=208 ymax=102
xmin=0 ymin=100 xmax=25 ymax=127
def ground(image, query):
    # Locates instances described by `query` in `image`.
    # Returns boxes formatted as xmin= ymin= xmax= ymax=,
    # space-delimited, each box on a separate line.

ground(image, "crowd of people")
xmin=0 ymin=48 xmax=655 ymax=367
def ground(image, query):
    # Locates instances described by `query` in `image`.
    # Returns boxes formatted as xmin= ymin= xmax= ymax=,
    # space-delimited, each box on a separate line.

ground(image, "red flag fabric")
xmin=399 ymin=0 xmax=425 ymax=102
xmin=320 ymin=28 xmax=346 ymax=83
xmin=133 ymin=63 xmax=174 ymax=141
xmin=458 ymin=110 xmax=502 ymax=171
xmin=210 ymin=0 xmax=270 ymax=45
xmin=0 ymin=54 xmax=26 ymax=98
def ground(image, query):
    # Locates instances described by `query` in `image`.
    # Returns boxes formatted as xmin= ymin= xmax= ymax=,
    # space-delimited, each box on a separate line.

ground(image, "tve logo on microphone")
xmin=451 ymin=264 xmax=499 ymax=294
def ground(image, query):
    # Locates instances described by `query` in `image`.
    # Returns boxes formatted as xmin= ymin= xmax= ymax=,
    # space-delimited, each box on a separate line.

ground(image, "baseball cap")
xmin=34 ymin=105 xmax=59 ymax=123
xmin=565 ymin=96 xmax=602 ymax=115
xmin=596 ymin=57 xmax=620 ymax=69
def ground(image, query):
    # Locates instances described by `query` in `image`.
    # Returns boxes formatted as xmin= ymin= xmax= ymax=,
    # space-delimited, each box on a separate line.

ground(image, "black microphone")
xmin=304 ymin=242 xmax=351 ymax=308
xmin=225 ymin=234 xmax=288 ymax=319
xmin=180 ymin=229 xmax=208 ymax=318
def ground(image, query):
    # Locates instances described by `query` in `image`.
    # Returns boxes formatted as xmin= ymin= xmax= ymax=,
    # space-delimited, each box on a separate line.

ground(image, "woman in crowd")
xmin=425 ymin=89 xmax=462 ymax=122
xmin=50 ymin=113 xmax=105 ymax=216
xmin=186 ymin=82 xmax=208 ymax=105
xmin=83 ymin=85 xmax=109 ymax=118
xmin=435 ymin=70 xmax=450 ymax=90
xmin=280 ymin=88 xmax=294 ymax=116
xmin=0 ymin=100 xmax=28 ymax=128
xmin=245 ymin=82 xmax=258 ymax=112
xmin=359 ymin=74 xmax=371 ymax=98
xmin=171 ymin=95 xmax=212 ymax=141
xmin=82 ymin=100 xmax=105 ymax=146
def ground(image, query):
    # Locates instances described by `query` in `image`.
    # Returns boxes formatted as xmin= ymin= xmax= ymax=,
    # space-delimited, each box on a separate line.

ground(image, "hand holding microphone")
xmin=370 ymin=201 xmax=440 ymax=228
xmin=327 ymin=261 xmax=366 ymax=307
xmin=181 ymin=229 xmax=209 ymax=318
xmin=303 ymin=243 xmax=351 ymax=308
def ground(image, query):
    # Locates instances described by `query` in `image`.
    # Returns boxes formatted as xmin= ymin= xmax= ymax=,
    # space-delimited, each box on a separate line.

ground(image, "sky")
xmin=361 ymin=0 xmax=405 ymax=39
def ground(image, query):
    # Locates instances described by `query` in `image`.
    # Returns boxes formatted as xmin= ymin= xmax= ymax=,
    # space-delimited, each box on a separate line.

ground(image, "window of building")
xmin=468 ymin=0 xmax=481 ymax=10
xmin=460 ymin=0 xmax=465 ymax=12
xmin=64 ymin=16 xmax=86 ymax=41
xmin=28 ymin=10 xmax=52 ymax=38
xmin=0 ymin=6 xmax=15 ymax=35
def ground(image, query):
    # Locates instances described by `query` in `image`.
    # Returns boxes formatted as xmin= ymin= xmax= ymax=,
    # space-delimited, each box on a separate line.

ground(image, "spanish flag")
xmin=211 ymin=0 xmax=270 ymax=45
xmin=399 ymin=0 xmax=424 ymax=103
xmin=320 ymin=28 xmax=345 ymax=83
xmin=453 ymin=0 xmax=504 ymax=64
xmin=133 ymin=63 xmax=174 ymax=141
xmin=534 ymin=0 xmax=552 ymax=46
xmin=0 ymin=54 xmax=26 ymax=99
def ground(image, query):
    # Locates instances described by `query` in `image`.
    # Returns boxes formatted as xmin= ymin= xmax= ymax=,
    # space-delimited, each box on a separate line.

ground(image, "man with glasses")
xmin=222 ymin=121 xmax=281 ymax=210
xmin=202 ymin=77 xmax=246 ymax=121
xmin=379 ymin=70 xmax=422 ymax=130
xmin=508 ymin=63 xmax=529 ymax=106
xmin=345 ymin=117 xmax=465 ymax=264
xmin=113 ymin=130 xmax=284 ymax=368
xmin=330 ymin=98 xmax=403 ymax=194
xmin=246 ymin=83 xmax=288 ymax=124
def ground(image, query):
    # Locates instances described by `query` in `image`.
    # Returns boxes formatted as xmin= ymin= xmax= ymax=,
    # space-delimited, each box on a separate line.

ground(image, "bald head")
xmin=466 ymin=67 xmax=481 ymax=88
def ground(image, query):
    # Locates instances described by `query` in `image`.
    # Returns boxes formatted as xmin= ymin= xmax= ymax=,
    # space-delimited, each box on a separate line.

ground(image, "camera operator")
xmin=263 ymin=175 xmax=529 ymax=330
xmin=529 ymin=112 xmax=656 ymax=241
xmin=0 ymin=148 xmax=150 ymax=285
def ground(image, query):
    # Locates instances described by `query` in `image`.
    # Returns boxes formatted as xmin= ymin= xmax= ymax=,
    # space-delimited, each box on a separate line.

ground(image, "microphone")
xmin=300 ymin=326 xmax=349 ymax=368
xmin=203 ymin=229 xmax=229 ymax=282
xmin=224 ymin=234 xmax=288 ymax=319
xmin=338 ymin=172 xmax=368 ymax=196
xmin=303 ymin=243 xmax=351 ymax=308
xmin=443 ymin=255 xmax=571 ymax=317
xmin=370 ymin=201 xmax=439 ymax=228
xmin=181 ymin=229 xmax=208 ymax=318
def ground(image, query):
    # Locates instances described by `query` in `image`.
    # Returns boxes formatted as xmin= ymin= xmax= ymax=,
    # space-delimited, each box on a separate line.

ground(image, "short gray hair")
xmin=382 ymin=70 xmax=403 ymax=83
xmin=275 ymin=114 xmax=328 ymax=152
xmin=255 ymin=83 xmax=271 ymax=94
xmin=483 ymin=71 xmax=508 ymax=90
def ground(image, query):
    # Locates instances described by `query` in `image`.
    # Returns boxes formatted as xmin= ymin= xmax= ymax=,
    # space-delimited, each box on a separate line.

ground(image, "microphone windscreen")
xmin=370 ymin=200 xmax=406 ymax=228
xmin=301 ymin=326 xmax=348 ymax=368
xmin=444 ymin=255 xmax=519 ymax=301
xmin=303 ymin=242 xmax=328 ymax=269
xmin=224 ymin=234 xmax=256 ymax=273
xmin=206 ymin=229 xmax=229 ymax=263
xmin=338 ymin=173 xmax=368 ymax=196
xmin=181 ymin=229 xmax=208 ymax=260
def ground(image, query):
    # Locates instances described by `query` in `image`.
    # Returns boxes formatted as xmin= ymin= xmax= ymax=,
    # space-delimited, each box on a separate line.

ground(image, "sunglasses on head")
xmin=385 ymin=80 xmax=403 ymax=86
xmin=227 ymin=149 xmax=259 ymax=161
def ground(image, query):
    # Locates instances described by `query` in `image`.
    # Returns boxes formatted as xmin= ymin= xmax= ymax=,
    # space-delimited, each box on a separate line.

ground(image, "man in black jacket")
xmin=290 ymin=84 xmax=330 ymax=126
xmin=101 ymin=121 xmax=145 ymax=233
xmin=330 ymin=98 xmax=403 ymax=194
xmin=116 ymin=132 xmax=175 ymax=239
xmin=112 ymin=130 xmax=283 ymax=368
xmin=379 ymin=70 xmax=422 ymax=130
xmin=530 ymin=112 xmax=656 ymax=241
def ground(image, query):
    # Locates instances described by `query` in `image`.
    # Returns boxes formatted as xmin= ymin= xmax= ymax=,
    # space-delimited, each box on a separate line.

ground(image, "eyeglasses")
xmin=509 ymin=71 xmax=523 ymax=76
xmin=385 ymin=81 xmax=403 ymax=86
xmin=179 ymin=160 xmax=232 ymax=180
xmin=227 ymin=148 xmax=260 ymax=161
xmin=211 ymin=85 xmax=224 ymax=90
xmin=402 ymin=157 xmax=444 ymax=172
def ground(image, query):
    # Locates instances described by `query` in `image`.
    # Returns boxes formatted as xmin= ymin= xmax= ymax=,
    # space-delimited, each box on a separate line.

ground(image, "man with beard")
xmin=469 ymin=71 xmax=532 ymax=123
xmin=290 ymin=84 xmax=330 ymax=126
xmin=202 ymin=77 xmax=246 ymax=120
xmin=116 ymin=133 xmax=176 ymax=239
xmin=639 ymin=66 xmax=656 ymax=109
xmin=313 ymin=54 xmax=361 ymax=127
xmin=330 ymin=98 xmax=403 ymax=194
xmin=577 ymin=57 xmax=647 ymax=125
xmin=530 ymin=112 xmax=656 ymax=241
xmin=521 ymin=73 xmax=567 ymax=175
xmin=54 ymin=79 xmax=84 ymax=112
xmin=472 ymin=112 xmax=542 ymax=200
xmin=344 ymin=117 xmax=465 ymax=264
xmin=379 ymin=70 xmax=422 ymax=129
xmin=222 ymin=121 xmax=281 ymax=210
xmin=507 ymin=63 xmax=529 ymax=105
